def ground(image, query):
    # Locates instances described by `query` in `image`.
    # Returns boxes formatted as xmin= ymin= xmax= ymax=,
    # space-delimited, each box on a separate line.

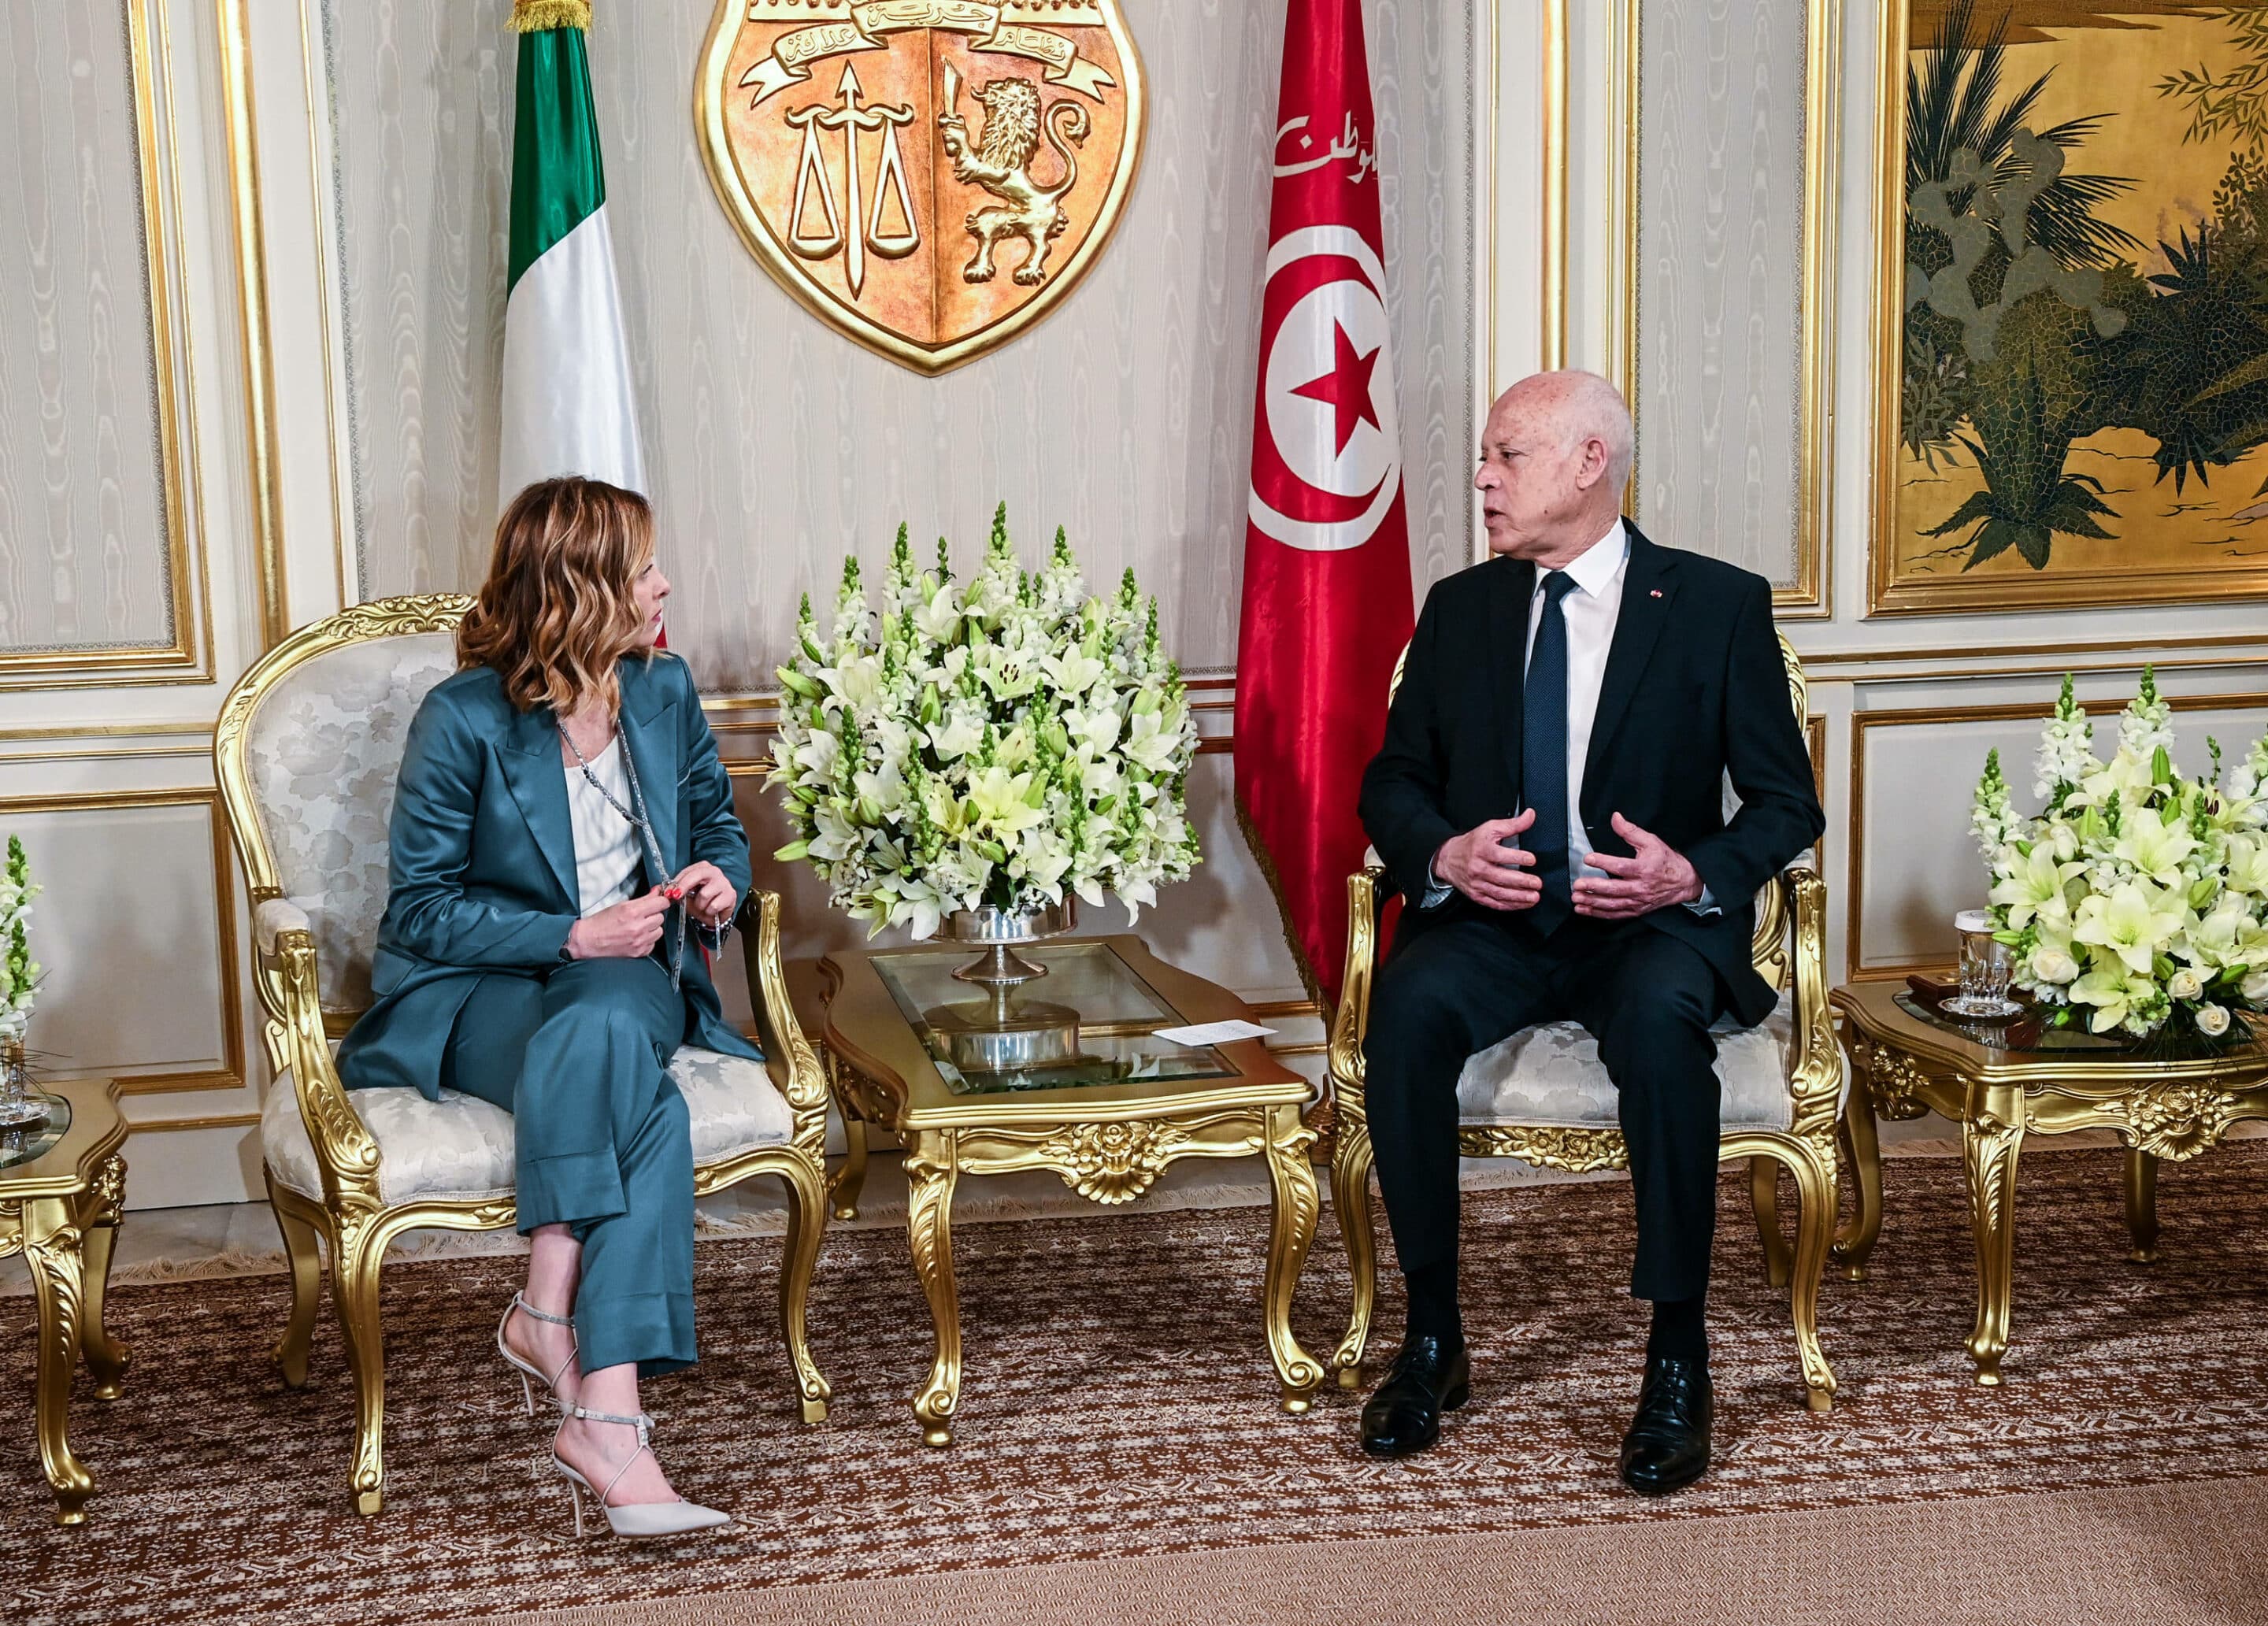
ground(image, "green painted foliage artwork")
xmin=1899 ymin=0 xmax=2268 ymax=579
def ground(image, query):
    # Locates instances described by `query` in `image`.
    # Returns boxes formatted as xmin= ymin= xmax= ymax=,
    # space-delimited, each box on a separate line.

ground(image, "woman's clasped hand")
xmin=565 ymin=891 xmax=673 ymax=960
xmin=565 ymin=863 xmax=736 ymax=961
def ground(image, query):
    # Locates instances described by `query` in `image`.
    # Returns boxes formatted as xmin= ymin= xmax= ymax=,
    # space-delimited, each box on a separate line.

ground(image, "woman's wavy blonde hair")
xmin=458 ymin=477 xmax=656 ymax=717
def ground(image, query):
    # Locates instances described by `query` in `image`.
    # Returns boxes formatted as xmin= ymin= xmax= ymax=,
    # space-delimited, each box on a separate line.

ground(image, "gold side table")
xmin=0 ymin=1076 xmax=131 ymax=1524
xmin=1832 ymin=982 xmax=2268 ymax=1385
xmin=812 ymin=935 xmax=1324 ymax=1445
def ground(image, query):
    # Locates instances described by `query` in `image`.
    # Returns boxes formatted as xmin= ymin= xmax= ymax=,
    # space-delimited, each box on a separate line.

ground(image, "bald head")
xmin=1473 ymin=370 xmax=1634 ymax=565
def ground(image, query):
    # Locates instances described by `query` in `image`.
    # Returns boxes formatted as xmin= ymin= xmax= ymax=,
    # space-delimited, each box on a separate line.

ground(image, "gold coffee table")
xmin=0 ymin=1076 xmax=131 ymax=1523
xmin=1833 ymin=981 xmax=2268 ymax=1385
xmin=813 ymin=935 xmax=1325 ymax=1444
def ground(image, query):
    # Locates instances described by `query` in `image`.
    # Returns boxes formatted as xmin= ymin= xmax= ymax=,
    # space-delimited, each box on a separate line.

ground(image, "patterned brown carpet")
xmin=6 ymin=1143 xmax=2267 ymax=1626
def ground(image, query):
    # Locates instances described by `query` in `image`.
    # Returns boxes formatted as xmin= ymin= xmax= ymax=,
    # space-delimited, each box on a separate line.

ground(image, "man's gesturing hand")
xmin=1432 ymin=809 xmax=1543 ymax=912
xmin=565 ymin=891 xmax=673 ymax=959
xmin=1573 ymin=813 xmax=1703 ymax=919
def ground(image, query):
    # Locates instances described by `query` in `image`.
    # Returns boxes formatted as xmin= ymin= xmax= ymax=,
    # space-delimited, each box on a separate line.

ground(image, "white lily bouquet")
xmin=0 ymin=834 xmax=39 ymax=1049
xmin=1971 ymin=671 xmax=2268 ymax=1041
xmin=769 ymin=506 xmax=1200 ymax=939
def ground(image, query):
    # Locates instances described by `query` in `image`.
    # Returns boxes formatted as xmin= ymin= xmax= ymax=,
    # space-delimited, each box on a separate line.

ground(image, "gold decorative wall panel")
xmin=0 ymin=0 xmax=202 ymax=681
xmin=1870 ymin=3 xmax=2268 ymax=617
xmin=317 ymin=0 xmax=1477 ymax=687
xmin=1629 ymin=0 xmax=1837 ymax=613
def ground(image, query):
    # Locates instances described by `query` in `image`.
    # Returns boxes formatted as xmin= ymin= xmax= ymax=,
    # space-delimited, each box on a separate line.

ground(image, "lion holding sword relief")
xmin=937 ymin=65 xmax=1090 ymax=286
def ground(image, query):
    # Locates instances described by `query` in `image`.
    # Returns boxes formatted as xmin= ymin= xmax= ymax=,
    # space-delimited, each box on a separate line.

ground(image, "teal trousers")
xmin=442 ymin=957 xmax=696 ymax=1378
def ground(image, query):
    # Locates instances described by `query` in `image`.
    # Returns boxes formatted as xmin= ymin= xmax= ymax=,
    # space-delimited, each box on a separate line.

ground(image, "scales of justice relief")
xmin=699 ymin=0 xmax=1146 ymax=375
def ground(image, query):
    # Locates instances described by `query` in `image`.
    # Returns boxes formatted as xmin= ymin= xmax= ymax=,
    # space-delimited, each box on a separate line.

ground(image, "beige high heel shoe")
xmin=552 ymin=1406 xmax=732 ymax=1539
xmin=495 ymin=1294 xmax=577 ymax=1415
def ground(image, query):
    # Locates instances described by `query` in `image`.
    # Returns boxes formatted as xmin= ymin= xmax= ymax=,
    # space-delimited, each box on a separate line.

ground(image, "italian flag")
xmin=499 ymin=0 xmax=645 ymax=508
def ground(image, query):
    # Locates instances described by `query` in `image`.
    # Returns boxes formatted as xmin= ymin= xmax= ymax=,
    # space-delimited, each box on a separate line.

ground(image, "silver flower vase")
xmin=923 ymin=898 xmax=1080 ymax=1072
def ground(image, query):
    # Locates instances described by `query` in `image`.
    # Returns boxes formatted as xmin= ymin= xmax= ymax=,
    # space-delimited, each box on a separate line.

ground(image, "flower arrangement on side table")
xmin=0 ymin=834 xmax=45 ymax=1123
xmin=769 ymin=506 xmax=1201 ymax=943
xmin=1971 ymin=670 xmax=2268 ymax=1042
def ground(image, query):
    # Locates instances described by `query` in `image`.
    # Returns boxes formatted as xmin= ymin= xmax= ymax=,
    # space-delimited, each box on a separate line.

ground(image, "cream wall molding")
xmin=124 ymin=1109 xmax=261 ymax=1135
xmin=216 ymin=0 xmax=288 ymax=654
xmin=0 ymin=0 xmax=213 ymax=689
xmin=1615 ymin=0 xmax=1841 ymax=617
xmin=0 ymin=786 xmax=246 ymax=1095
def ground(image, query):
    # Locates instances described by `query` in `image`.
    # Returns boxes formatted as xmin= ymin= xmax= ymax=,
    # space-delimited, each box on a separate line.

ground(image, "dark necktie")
xmin=1523 ymin=570 xmax=1577 ymax=935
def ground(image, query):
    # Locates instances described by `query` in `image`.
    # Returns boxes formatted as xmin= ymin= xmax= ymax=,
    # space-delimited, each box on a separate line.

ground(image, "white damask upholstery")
xmin=241 ymin=632 xmax=459 ymax=1013
xmin=1455 ymin=991 xmax=1804 ymax=1133
xmin=263 ymin=1046 xmax=795 ymax=1208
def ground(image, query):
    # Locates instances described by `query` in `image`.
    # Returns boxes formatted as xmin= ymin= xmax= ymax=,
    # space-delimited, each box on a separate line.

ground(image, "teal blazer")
xmin=336 ymin=651 xmax=760 ymax=1100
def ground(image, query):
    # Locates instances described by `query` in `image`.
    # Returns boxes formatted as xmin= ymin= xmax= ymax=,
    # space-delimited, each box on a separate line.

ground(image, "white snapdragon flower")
xmin=2031 ymin=676 xmax=2098 ymax=799
xmin=2115 ymin=669 xmax=2177 ymax=765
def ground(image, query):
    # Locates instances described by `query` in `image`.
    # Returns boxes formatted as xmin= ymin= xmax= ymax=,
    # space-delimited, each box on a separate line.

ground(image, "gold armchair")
xmin=213 ymin=595 xmax=833 ymax=1514
xmin=1325 ymin=637 xmax=1843 ymax=1409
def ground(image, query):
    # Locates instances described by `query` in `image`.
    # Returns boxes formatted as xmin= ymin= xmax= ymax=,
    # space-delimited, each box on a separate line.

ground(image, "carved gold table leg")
xmin=1831 ymin=1056 xmax=1885 ymax=1282
xmin=832 ymin=1114 xmax=870 ymax=1223
xmin=904 ymin=1130 xmax=962 ymax=1446
xmin=77 ymin=1155 xmax=130 ymax=1399
xmin=22 ymin=1195 xmax=95 ymax=1524
xmin=2123 ymin=1148 xmax=2160 ymax=1265
xmin=1261 ymin=1104 xmax=1325 ymax=1413
xmin=1962 ymin=1087 xmax=2025 ymax=1386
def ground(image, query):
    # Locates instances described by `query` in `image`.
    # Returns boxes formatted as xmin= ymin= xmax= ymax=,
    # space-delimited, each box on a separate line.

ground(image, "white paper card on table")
xmin=1151 ymin=1019 xmax=1275 ymax=1046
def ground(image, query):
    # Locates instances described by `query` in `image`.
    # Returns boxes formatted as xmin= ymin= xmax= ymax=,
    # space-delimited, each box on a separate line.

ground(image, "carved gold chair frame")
xmin=1325 ymin=636 xmax=1843 ymax=1410
xmin=214 ymin=594 xmax=834 ymax=1514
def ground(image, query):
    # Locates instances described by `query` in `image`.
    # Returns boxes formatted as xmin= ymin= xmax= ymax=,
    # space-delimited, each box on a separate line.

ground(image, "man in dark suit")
xmin=1354 ymin=371 xmax=1823 ymax=1493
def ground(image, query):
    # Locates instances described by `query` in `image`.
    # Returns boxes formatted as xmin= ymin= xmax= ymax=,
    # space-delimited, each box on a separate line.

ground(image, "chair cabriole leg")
xmin=268 ymin=1173 xmax=324 ymax=1389
xmin=776 ymin=1157 xmax=832 ymax=1423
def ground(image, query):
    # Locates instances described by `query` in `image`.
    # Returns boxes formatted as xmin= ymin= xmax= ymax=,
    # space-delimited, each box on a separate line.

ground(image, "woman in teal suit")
xmin=337 ymin=477 xmax=752 ymax=1539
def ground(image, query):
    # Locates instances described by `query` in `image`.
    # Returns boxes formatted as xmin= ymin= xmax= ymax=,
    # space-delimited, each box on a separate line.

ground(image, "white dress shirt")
xmin=1425 ymin=519 xmax=1715 ymax=913
xmin=565 ymin=739 xmax=643 ymax=917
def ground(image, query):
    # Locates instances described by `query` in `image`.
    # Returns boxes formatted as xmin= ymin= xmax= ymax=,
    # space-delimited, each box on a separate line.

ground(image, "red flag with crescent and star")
xmin=1234 ymin=0 xmax=1414 ymax=1008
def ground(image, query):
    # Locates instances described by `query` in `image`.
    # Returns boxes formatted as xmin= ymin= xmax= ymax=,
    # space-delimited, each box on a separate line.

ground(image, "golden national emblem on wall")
xmin=698 ymin=0 xmax=1146 ymax=375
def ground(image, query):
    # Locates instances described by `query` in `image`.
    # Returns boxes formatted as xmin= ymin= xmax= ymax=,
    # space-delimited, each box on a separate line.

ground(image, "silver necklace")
xmin=558 ymin=723 xmax=690 ymax=989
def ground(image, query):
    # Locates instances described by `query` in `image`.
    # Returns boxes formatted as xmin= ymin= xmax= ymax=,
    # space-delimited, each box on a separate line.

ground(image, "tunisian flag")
xmin=1234 ymin=0 xmax=1414 ymax=1008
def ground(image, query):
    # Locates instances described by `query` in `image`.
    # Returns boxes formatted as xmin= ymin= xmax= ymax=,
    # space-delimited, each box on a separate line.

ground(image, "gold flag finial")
xmin=511 ymin=0 xmax=591 ymax=32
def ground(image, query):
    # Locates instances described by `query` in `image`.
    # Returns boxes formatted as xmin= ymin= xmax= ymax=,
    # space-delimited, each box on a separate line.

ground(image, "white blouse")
xmin=565 ymin=739 xmax=643 ymax=917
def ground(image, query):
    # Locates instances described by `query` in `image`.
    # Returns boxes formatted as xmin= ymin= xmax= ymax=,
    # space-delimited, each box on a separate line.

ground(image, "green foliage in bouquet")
xmin=769 ymin=506 xmax=1200 ymax=939
xmin=0 ymin=834 xmax=40 ymax=1046
xmin=1973 ymin=671 xmax=2268 ymax=1041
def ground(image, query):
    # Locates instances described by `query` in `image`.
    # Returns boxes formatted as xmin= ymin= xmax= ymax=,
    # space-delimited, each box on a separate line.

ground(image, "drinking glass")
xmin=1944 ymin=909 xmax=2022 ymax=1019
xmin=0 ymin=1040 xmax=44 ymax=1127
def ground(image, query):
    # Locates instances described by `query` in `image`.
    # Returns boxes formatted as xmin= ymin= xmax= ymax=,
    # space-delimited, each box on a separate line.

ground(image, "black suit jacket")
xmin=1356 ymin=524 xmax=1824 ymax=1026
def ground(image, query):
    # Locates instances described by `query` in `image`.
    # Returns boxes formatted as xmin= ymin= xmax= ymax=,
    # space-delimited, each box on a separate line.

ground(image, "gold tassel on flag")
xmin=511 ymin=0 xmax=591 ymax=33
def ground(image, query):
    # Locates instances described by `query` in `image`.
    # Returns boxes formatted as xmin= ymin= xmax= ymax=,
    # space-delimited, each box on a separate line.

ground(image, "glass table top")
xmin=869 ymin=940 xmax=1236 ymax=1096
xmin=1892 ymin=991 xmax=2266 ymax=1058
xmin=0 ymin=1094 xmax=72 ymax=1176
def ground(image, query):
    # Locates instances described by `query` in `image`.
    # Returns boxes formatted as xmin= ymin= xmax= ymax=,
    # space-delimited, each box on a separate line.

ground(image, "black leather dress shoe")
xmin=1618 ymin=1356 xmax=1713 ymax=1495
xmin=1359 ymin=1335 xmax=1470 ymax=1458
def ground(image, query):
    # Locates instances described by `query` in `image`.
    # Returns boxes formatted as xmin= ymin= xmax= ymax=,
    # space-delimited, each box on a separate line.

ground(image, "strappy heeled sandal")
xmin=552 ymin=1406 xmax=732 ymax=1539
xmin=495 ymin=1293 xmax=578 ymax=1415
